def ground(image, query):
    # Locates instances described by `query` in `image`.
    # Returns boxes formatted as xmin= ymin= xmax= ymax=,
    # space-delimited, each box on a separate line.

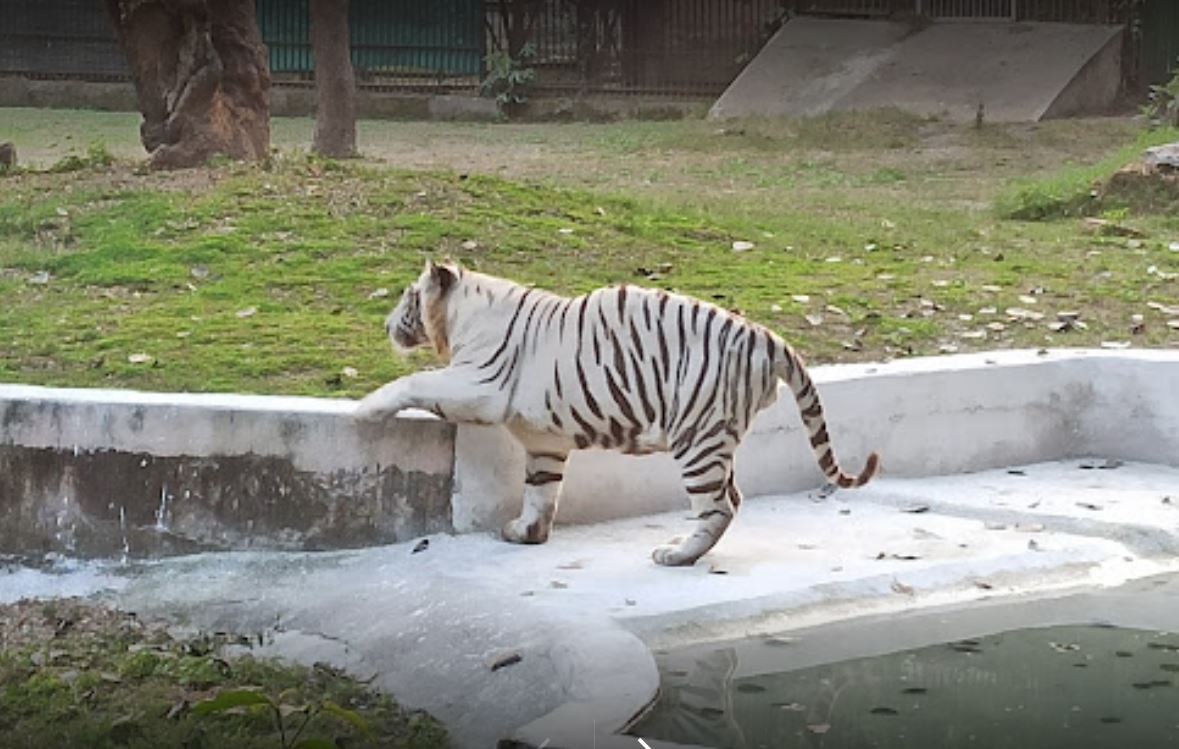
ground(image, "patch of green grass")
xmin=0 ymin=113 xmax=1177 ymax=398
xmin=995 ymin=127 xmax=1179 ymax=219
xmin=0 ymin=599 xmax=448 ymax=749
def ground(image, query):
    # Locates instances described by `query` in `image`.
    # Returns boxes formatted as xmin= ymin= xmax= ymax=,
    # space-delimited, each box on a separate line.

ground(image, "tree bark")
xmin=104 ymin=0 xmax=271 ymax=170
xmin=310 ymin=0 xmax=356 ymax=158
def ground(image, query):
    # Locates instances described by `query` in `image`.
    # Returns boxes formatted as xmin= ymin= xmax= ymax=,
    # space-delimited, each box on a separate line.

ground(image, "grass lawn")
xmin=0 ymin=598 xmax=448 ymax=749
xmin=1 ymin=107 xmax=1178 ymax=398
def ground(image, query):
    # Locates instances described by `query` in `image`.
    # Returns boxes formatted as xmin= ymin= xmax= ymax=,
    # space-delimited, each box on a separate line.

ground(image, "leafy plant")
xmin=1142 ymin=59 xmax=1179 ymax=128
xmin=48 ymin=141 xmax=114 ymax=173
xmin=481 ymin=42 xmax=537 ymax=114
xmin=193 ymin=687 xmax=372 ymax=749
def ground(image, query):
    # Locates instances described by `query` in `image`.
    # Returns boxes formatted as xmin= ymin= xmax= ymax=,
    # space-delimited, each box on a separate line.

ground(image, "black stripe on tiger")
xmin=525 ymin=471 xmax=564 ymax=486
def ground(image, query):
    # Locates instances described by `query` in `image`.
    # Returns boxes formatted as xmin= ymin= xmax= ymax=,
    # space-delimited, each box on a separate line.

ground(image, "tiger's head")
xmin=384 ymin=259 xmax=458 ymax=358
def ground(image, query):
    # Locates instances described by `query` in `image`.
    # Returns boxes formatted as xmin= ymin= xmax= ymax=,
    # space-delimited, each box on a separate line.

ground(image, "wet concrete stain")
xmin=0 ymin=445 xmax=453 ymax=558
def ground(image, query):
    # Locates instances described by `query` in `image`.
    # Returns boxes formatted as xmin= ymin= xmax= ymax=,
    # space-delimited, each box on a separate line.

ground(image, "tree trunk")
xmin=310 ymin=0 xmax=356 ymax=158
xmin=104 ymin=0 xmax=271 ymax=170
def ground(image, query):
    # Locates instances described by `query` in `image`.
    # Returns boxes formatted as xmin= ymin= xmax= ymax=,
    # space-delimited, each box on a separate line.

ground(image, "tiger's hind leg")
xmin=503 ymin=450 xmax=569 ymax=545
xmin=652 ymin=455 xmax=740 ymax=567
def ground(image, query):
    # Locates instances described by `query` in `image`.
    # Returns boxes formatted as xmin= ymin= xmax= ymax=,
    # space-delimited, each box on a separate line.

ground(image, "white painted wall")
xmin=4 ymin=349 xmax=1177 ymax=542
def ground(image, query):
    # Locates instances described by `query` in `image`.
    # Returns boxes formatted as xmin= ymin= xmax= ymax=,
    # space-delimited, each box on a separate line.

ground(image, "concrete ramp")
xmin=711 ymin=17 xmax=1124 ymax=122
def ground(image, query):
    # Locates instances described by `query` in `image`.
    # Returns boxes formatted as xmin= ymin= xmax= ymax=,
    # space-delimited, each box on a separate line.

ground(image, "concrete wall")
xmin=455 ymin=349 xmax=1178 ymax=531
xmin=3 ymin=349 xmax=1177 ymax=558
xmin=0 ymin=76 xmax=702 ymax=123
xmin=0 ymin=386 xmax=454 ymax=557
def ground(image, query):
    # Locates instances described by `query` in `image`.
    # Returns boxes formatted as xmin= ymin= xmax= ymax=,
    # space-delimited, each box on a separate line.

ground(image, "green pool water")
xmin=632 ymin=625 xmax=1179 ymax=749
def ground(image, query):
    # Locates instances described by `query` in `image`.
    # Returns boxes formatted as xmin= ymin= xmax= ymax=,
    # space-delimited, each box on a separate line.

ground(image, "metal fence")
xmin=486 ymin=0 xmax=784 ymax=94
xmin=0 ymin=0 xmax=1175 ymax=97
xmin=924 ymin=0 xmax=1015 ymax=18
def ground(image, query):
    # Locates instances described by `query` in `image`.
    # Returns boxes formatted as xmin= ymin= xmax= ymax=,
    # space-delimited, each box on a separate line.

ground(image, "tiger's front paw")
xmin=502 ymin=517 xmax=550 ymax=545
xmin=353 ymin=384 xmax=405 ymax=423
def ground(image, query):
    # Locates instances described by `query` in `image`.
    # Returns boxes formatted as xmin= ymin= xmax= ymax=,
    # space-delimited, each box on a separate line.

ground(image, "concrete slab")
xmin=5 ymin=459 xmax=1177 ymax=748
xmin=710 ymin=19 xmax=1124 ymax=122
xmin=845 ymin=22 xmax=1124 ymax=121
xmin=708 ymin=18 xmax=914 ymax=119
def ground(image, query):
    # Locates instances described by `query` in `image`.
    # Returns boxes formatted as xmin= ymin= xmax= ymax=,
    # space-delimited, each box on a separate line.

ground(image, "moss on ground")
xmin=0 ymin=598 xmax=448 ymax=749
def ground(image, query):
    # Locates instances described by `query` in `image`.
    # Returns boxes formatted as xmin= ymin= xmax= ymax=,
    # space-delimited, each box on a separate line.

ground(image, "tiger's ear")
xmin=428 ymin=259 xmax=456 ymax=294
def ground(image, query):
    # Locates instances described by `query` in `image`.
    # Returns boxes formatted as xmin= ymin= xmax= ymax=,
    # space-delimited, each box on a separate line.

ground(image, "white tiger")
xmin=355 ymin=260 xmax=880 ymax=566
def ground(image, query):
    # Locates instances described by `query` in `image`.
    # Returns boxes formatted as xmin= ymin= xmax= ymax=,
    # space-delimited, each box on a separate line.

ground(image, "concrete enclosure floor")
xmin=3 ymin=459 xmax=1178 ymax=749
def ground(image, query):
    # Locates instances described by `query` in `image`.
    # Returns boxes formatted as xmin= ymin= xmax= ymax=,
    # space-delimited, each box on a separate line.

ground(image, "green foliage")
xmin=481 ymin=43 xmax=537 ymax=112
xmin=47 ymin=141 xmax=115 ymax=173
xmin=0 ymin=599 xmax=449 ymax=749
xmin=193 ymin=687 xmax=372 ymax=749
xmin=995 ymin=127 xmax=1179 ymax=219
xmin=1142 ymin=59 xmax=1179 ymax=128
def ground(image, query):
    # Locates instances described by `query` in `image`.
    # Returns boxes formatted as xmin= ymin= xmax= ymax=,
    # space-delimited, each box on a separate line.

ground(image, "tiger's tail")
xmin=775 ymin=342 xmax=879 ymax=489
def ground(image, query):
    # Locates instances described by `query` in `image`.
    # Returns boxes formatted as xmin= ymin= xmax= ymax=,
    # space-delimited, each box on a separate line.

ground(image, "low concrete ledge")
xmin=3 ymin=349 xmax=1178 ymax=558
xmin=0 ymin=386 xmax=454 ymax=557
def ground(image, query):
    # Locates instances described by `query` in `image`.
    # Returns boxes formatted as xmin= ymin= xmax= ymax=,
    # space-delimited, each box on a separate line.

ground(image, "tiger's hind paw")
xmin=651 ymin=543 xmax=698 ymax=567
xmin=502 ymin=518 xmax=550 ymax=545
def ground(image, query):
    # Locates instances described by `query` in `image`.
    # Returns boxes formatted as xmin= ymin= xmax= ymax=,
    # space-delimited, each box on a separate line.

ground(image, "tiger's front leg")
xmin=502 ymin=450 xmax=569 ymax=545
xmin=353 ymin=368 xmax=502 ymax=423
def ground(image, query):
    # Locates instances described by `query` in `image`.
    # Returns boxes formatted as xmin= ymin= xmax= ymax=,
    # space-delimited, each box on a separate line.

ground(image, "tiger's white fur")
xmin=356 ymin=260 xmax=880 ymax=566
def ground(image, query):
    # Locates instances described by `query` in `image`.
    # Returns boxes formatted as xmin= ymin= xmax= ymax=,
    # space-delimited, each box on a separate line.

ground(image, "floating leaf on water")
xmin=701 ymin=707 xmax=725 ymax=717
xmin=1147 ymin=642 xmax=1179 ymax=653
xmin=1100 ymin=716 xmax=1123 ymax=724
xmin=1131 ymin=679 xmax=1171 ymax=690
xmin=1049 ymin=642 xmax=1081 ymax=653
xmin=870 ymin=707 xmax=899 ymax=716
xmin=775 ymin=702 xmax=807 ymax=712
xmin=1115 ymin=650 xmax=1133 ymax=658
xmin=1159 ymin=664 xmax=1179 ymax=672
xmin=736 ymin=683 xmax=767 ymax=693
xmin=488 ymin=651 xmax=522 ymax=671
xmin=901 ymin=687 xmax=928 ymax=695
xmin=806 ymin=723 xmax=831 ymax=735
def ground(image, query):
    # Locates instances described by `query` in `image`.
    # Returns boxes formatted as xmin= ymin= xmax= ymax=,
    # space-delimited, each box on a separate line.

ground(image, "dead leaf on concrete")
xmin=891 ymin=580 xmax=915 ymax=595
